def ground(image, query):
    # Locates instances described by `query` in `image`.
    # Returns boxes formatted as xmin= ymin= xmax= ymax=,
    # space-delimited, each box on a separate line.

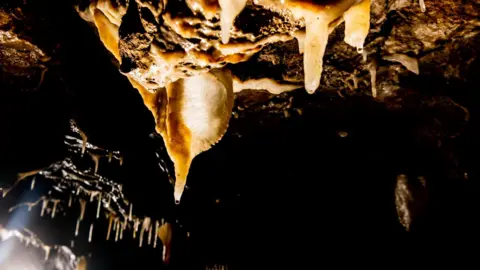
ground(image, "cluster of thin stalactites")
xmin=1 ymin=126 xmax=173 ymax=266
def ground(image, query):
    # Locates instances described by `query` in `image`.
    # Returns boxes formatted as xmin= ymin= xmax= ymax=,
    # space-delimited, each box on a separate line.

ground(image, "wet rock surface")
xmin=1 ymin=0 xmax=480 ymax=268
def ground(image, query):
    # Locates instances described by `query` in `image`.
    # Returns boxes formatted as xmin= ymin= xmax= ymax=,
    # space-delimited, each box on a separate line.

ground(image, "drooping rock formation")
xmin=75 ymin=0 xmax=480 ymax=204
xmin=77 ymin=0 xmax=374 ymax=202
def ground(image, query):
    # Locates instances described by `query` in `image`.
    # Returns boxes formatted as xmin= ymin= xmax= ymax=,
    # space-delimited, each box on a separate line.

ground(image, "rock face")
xmin=0 ymin=5 xmax=50 ymax=92
xmin=75 ymin=0 xmax=480 ymax=96
xmin=74 ymin=0 xmax=480 ymax=203
xmin=77 ymin=0 xmax=374 ymax=202
xmin=0 ymin=0 xmax=68 ymax=175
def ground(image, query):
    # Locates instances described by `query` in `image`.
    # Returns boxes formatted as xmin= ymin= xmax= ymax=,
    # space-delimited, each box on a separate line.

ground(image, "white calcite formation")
xmin=77 ymin=0 xmax=372 ymax=203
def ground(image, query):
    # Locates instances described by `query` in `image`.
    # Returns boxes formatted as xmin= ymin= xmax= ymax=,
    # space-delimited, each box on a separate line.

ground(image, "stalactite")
xmin=165 ymin=69 xmax=234 ymax=203
xmin=343 ymin=0 xmax=371 ymax=53
xmin=153 ymin=220 xmax=159 ymax=248
xmin=115 ymin=219 xmax=120 ymax=242
xmin=147 ymin=224 xmax=152 ymax=246
xmin=219 ymin=0 xmax=248 ymax=44
xmin=44 ymin=246 xmax=50 ymax=261
xmin=79 ymin=128 xmax=88 ymax=156
xmin=120 ymin=221 xmax=124 ymax=240
xmin=303 ymin=15 xmax=329 ymax=94
xmin=75 ymin=219 xmax=81 ymax=237
xmin=158 ymin=223 xmax=172 ymax=264
xmin=128 ymin=203 xmax=132 ymax=221
xmin=368 ymin=61 xmax=377 ymax=98
xmin=30 ymin=177 xmax=36 ymax=190
xmin=420 ymin=0 xmax=426 ymax=12
xmin=89 ymin=153 xmax=100 ymax=174
xmin=293 ymin=30 xmax=305 ymax=54
xmin=51 ymin=200 xmax=58 ymax=218
xmin=41 ymin=199 xmax=48 ymax=217
xmin=139 ymin=217 xmax=151 ymax=247
xmin=106 ymin=215 xmax=113 ymax=240
xmin=96 ymin=193 xmax=102 ymax=219
xmin=133 ymin=218 xmax=140 ymax=239
xmin=88 ymin=223 xmax=94 ymax=242
xmin=79 ymin=199 xmax=86 ymax=221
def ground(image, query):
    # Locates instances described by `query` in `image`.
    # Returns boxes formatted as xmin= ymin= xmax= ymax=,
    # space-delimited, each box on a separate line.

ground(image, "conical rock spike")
xmin=303 ymin=15 xmax=328 ymax=94
xmin=147 ymin=224 xmax=152 ymax=245
xmin=51 ymin=200 xmax=58 ymax=218
xmin=88 ymin=223 xmax=94 ymax=242
xmin=115 ymin=219 xmax=120 ymax=242
xmin=79 ymin=199 xmax=87 ymax=221
xmin=75 ymin=219 xmax=81 ymax=237
xmin=30 ymin=177 xmax=36 ymax=190
xmin=106 ymin=215 xmax=113 ymax=240
xmin=41 ymin=199 xmax=48 ymax=217
xmin=158 ymin=223 xmax=172 ymax=264
xmin=164 ymin=69 xmax=234 ymax=203
xmin=219 ymin=0 xmax=248 ymax=44
xmin=343 ymin=0 xmax=371 ymax=51
xmin=96 ymin=193 xmax=102 ymax=219
xmin=153 ymin=220 xmax=159 ymax=248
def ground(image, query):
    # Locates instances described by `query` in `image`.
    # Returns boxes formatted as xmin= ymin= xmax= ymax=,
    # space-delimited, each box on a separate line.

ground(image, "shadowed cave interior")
xmin=1 ymin=0 xmax=480 ymax=269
